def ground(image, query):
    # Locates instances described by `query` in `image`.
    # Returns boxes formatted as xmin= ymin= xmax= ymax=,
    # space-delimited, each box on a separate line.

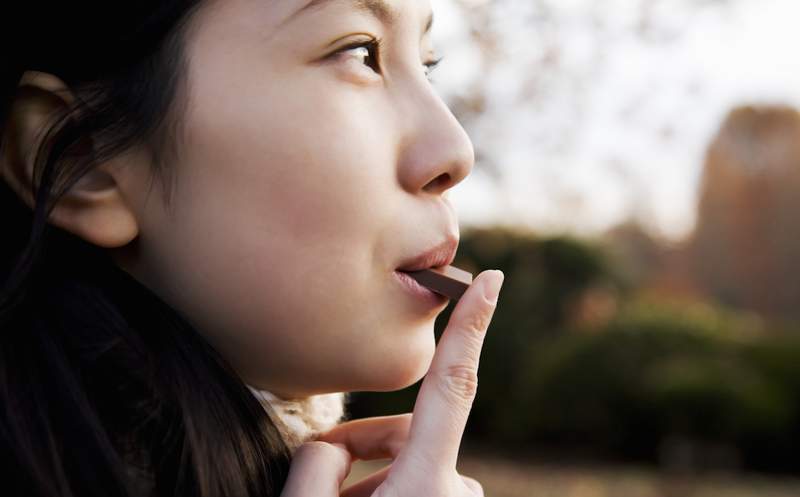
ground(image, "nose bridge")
xmin=396 ymin=82 xmax=475 ymax=195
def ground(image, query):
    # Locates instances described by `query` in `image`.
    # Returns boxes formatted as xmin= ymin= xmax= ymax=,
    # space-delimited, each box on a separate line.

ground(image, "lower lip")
xmin=393 ymin=270 xmax=449 ymax=308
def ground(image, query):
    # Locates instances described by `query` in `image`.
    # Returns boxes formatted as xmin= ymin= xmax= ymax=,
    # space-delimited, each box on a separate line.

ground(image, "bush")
xmin=347 ymin=229 xmax=800 ymax=473
xmin=509 ymin=299 xmax=798 ymax=469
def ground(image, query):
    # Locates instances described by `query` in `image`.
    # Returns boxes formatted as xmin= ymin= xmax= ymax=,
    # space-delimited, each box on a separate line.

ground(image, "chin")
xmin=362 ymin=335 xmax=436 ymax=392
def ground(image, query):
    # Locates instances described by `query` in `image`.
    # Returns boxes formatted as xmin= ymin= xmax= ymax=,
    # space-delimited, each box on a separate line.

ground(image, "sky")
xmin=430 ymin=0 xmax=800 ymax=241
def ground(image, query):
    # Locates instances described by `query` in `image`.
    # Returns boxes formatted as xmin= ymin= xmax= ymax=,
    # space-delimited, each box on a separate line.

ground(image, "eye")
xmin=336 ymin=38 xmax=383 ymax=74
xmin=332 ymin=39 xmax=444 ymax=82
xmin=423 ymin=56 xmax=443 ymax=81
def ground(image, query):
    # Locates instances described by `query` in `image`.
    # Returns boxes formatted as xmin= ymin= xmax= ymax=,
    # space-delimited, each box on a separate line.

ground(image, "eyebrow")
xmin=286 ymin=0 xmax=434 ymax=35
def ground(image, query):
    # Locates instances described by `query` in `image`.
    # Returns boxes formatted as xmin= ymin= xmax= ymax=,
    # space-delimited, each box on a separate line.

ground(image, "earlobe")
xmin=1 ymin=71 xmax=140 ymax=248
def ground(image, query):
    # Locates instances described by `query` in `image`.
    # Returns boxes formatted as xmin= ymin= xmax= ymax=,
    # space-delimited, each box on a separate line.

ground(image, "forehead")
xmin=187 ymin=0 xmax=433 ymax=58
xmin=270 ymin=0 xmax=433 ymax=31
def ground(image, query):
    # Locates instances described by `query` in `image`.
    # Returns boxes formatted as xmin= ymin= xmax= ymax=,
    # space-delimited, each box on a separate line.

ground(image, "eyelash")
xmin=335 ymin=38 xmax=443 ymax=80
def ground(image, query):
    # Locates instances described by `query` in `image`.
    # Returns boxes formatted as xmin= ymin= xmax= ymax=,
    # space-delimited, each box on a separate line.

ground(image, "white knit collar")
xmin=247 ymin=386 xmax=348 ymax=453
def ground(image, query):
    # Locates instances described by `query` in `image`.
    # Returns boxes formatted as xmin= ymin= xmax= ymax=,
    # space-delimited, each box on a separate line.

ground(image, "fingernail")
xmin=482 ymin=270 xmax=504 ymax=304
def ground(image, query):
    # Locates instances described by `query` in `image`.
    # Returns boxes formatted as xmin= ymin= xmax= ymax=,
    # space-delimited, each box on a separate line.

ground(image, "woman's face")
xmin=113 ymin=0 xmax=474 ymax=398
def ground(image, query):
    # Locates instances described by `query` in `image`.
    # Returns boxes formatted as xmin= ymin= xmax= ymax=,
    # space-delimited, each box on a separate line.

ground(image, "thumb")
xmin=280 ymin=441 xmax=352 ymax=497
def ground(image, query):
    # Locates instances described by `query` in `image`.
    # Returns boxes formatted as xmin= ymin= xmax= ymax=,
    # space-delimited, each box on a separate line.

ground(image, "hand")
xmin=279 ymin=269 xmax=504 ymax=497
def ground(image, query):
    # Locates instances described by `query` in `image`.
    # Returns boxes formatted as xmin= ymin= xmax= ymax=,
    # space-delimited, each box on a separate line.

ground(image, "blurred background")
xmin=346 ymin=0 xmax=800 ymax=495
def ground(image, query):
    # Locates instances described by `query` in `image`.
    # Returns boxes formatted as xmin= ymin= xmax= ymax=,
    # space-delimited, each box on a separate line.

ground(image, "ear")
xmin=1 ymin=71 xmax=139 ymax=248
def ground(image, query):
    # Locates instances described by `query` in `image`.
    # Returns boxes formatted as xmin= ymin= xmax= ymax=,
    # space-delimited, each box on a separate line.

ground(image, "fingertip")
xmin=330 ymin=442 xmax=354 ymax=475
xmin=331 ymin=442 xmax=350 ymax=457
xmin=283 ymin=441 xmax=353 ymax=495
xmin=480 ymin=269 xmax=504 ymax=305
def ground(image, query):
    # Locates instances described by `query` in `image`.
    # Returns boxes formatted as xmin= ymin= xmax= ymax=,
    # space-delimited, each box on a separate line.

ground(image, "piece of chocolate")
xmin=405 ymin=265 xmax=473 ymax=301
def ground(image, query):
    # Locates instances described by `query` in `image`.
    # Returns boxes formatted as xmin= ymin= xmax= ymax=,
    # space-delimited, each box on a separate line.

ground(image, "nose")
xmin=396 ymin=85 xmax=475 ymax=196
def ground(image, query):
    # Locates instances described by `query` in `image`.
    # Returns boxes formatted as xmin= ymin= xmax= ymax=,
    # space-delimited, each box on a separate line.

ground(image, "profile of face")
xmin=6 ymin=0 xmax=475 ymax=399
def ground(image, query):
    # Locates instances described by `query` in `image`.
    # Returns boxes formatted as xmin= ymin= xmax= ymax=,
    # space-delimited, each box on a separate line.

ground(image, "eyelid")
xmin=328 ymin=36 xmax=381 ymax=58
xmin=424 ymin=55 xmax=443 ymax=70
xmin=327 ymin=36 xmax=383 ymax=76
xmin=327 ymin=37 xmax=443 ymax=80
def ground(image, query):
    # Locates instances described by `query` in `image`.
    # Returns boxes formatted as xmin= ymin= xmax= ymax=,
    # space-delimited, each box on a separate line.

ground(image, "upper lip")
xmin=396 ymin=235 xmax=460 ymax=272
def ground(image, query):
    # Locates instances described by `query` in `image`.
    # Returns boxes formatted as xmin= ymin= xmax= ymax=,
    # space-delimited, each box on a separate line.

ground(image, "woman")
xmin=0 ymin=1 xmax=505 ymax=496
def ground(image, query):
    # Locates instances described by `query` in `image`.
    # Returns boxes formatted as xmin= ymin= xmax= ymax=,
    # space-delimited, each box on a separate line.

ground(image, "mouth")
xmin=393 ymin=269 xmax=450 ymax=307
xmin=394 ymin=235 xmax=459 ymax=273
xmin=393 ymin=235 xmax=459 ymax=308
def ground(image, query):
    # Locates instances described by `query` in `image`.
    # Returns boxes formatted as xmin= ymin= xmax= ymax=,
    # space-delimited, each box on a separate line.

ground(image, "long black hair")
xmin=1 ymin=3 xmax=292 ymax=496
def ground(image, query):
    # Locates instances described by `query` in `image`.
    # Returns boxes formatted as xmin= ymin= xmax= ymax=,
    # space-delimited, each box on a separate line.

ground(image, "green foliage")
xmin=510 ymin=299 xmax=799 ymax=469
xmin=348 ymin=228 xmax=800 ymax=472
xmin=349 ymin=228 xmax=615 ymax=431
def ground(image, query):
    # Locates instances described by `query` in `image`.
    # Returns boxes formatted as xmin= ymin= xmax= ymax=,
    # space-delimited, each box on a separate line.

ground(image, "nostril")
xmin=424 ymin=173 xmax=451 ymax=193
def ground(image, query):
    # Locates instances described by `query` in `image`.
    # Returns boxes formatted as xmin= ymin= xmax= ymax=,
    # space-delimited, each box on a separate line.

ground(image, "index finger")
xmin=397 ymin=269 xmax=503 ymax=474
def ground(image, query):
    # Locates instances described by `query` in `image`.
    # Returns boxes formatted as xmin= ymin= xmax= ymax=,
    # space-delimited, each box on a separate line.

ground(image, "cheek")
xmin=169 ymin=124 xmax=378 ymax=338
xmin=176 ymin=82 xmax=390 ymax=304
xmin=146 ymin=71 xmax=435 ymax=392
xmin=183 ymin=64 xmax=395 ymax=246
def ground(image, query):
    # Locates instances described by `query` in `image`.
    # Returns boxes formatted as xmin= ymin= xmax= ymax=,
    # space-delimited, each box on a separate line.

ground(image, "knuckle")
xmin=461 ymin=307 xmax=492 ymax=334
xmin=437 ymin=364 xmax=479 ymax=404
